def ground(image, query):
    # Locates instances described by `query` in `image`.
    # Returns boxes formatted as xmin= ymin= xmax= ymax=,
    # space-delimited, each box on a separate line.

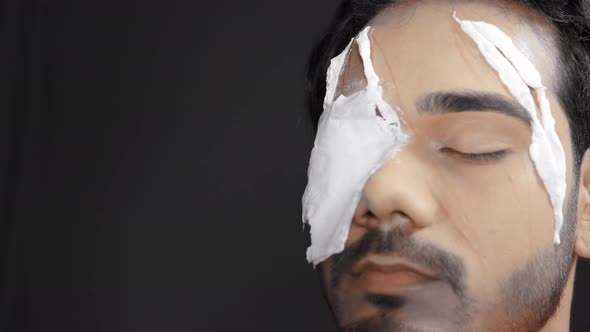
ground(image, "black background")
xmin=1 ymin=0 xmax=589 ymax=331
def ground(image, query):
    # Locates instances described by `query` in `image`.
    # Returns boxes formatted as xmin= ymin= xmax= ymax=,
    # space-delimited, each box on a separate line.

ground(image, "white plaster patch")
xmin=454 ymin=12 xmax=567 ymax=244
xmin=302 ymin=26 xmax=408 ymax=265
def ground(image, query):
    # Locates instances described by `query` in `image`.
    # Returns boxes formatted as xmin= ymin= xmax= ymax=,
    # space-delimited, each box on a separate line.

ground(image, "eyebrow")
xmin=416 ymin=91 xmax=532 ymax=124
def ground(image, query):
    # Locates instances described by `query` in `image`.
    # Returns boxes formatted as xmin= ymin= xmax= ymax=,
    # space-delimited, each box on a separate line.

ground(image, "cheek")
xmin=430 ymin=151 xmax=554 ymax=293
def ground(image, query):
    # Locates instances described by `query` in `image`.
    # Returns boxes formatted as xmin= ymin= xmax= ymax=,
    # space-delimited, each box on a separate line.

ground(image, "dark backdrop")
xmin=0 ymin=0 xmax=589 ymax=331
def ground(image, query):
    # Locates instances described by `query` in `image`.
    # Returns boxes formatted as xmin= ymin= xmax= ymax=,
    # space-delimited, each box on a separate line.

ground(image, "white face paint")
xmin=302 ymin=26 xmax=408 ymax=265
xmin=453 ymin=12 xmax=567 ymax=244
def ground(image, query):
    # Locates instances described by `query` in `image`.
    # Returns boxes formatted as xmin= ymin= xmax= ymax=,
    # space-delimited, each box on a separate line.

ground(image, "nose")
xmin=353 ymin=148 xmax=439 ymax=234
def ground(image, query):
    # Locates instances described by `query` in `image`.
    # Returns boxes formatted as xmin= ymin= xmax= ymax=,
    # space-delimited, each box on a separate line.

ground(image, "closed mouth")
xmin=352 ymin=256 xmax=439 ymax=292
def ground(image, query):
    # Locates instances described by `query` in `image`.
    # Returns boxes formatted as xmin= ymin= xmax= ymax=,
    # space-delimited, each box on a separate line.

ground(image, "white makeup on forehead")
xmin=302 ymin=26 xmax=408 ymax=265
xmin=454 ymin=12 xmax=567 ymax=244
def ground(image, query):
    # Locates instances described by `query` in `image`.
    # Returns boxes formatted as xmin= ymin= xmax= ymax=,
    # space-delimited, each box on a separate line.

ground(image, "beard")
xmin=495 ymin=198 xmax=577 ymax=332
xmin=320 ymin=227 xmax=474 ymax=332
xmin=319 ymin=191 xmax=578 ymax=332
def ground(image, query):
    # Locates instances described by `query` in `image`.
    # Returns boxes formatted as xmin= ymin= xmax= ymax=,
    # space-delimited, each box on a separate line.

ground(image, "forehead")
xmin=340 ymin=0 xmax=559 ymax=113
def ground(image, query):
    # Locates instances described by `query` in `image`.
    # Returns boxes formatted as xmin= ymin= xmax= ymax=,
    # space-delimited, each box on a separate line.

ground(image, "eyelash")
xmin=441 ymin=147 xmax=510 ymax=163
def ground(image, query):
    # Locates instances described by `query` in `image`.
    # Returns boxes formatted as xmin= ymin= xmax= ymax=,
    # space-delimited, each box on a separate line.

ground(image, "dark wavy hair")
xmin=306 ymin=0 xmax=590 ymax=166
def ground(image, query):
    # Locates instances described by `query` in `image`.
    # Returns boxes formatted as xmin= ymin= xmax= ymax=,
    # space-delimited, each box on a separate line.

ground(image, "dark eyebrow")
xmin=416 ymin=91 xmax=532 ymax=124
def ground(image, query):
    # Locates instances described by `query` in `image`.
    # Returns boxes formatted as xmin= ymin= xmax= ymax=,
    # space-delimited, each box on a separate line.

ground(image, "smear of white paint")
xmin=302 ymin=26 xmax=408 ymax=265
xmin=454 ymin=12 xmax=567 ymax=244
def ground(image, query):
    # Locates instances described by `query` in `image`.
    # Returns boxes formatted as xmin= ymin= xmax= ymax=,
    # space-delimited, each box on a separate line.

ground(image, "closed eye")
xmin=441 ymin=147 xmax=510 ymax=163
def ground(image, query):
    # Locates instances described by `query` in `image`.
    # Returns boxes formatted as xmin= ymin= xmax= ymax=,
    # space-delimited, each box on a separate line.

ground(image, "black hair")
xmin=306 ymin=0 xmax=590 ymax=165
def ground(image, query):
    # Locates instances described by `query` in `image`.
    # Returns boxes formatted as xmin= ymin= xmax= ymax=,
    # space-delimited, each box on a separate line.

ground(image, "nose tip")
xmin=352 ymin=150 xmax=438 ymax=233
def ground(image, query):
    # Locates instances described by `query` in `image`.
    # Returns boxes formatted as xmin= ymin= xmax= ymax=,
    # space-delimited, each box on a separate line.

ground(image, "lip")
xmin=352 ymin=256 xmax=438 ymax=292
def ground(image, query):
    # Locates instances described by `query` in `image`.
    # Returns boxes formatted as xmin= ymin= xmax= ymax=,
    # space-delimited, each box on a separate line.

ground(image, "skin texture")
xmin=316 ymin=1 xmax=590 ymax=331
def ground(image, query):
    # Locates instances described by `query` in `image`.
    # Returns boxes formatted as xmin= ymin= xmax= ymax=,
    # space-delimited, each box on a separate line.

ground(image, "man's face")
xmin=317 ymin=1 xmax=581 ymax=331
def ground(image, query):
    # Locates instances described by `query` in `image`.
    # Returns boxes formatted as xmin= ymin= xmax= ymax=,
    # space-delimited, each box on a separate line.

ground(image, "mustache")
xmin=329 ymin=228 xmax=466 ymax=298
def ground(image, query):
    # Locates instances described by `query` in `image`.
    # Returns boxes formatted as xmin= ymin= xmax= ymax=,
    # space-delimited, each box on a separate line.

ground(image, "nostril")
xmin=359 ymin=210 xmax=380 ymax=228
xmin=352 ymin=207 xmax=374 ymax=227
xmin=394 ymin=211 xmax=410 ymax=220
